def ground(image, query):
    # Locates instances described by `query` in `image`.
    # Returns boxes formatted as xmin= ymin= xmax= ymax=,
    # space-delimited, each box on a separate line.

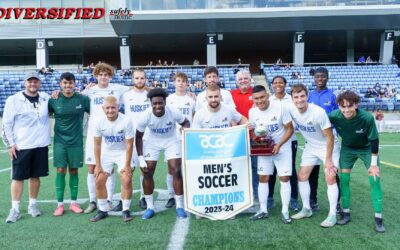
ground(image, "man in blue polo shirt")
xmin=308 ymin=67 xmax=341 ymax=214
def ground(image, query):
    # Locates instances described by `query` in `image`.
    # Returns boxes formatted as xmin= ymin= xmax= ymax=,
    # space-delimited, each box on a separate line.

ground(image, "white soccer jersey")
xmin=83 ymin=84 xmax=129 ymax=129
xmin=167 ymin=93 xmax=196 ymax=124
xmin=136 ymin=106 xmax=185 ymax=139
xmin=192 ymin=104 xmax=242 ymax=129
xmin=94 ymin=113 xmax=135 ymax=152
xmin=249 ymin=101 xmax=292 ymax=151
xmin=288 ymin=103 xmax=339 ymax=149
xmin=270 ymin=93 xmax=297 ymax=142
xmin=121 ymin=89 xmax=150 ymax=129
xmin=195 ymin=88 xmax=235 ymax=111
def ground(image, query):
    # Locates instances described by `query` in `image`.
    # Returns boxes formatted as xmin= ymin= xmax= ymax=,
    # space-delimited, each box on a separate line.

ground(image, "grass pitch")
xmin=0 ymin=133 xmax=399 ymax=249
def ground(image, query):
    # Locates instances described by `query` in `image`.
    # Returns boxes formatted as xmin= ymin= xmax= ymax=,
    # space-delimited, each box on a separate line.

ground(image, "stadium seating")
xmin=263 ymin=64 xmax=400 ymax=111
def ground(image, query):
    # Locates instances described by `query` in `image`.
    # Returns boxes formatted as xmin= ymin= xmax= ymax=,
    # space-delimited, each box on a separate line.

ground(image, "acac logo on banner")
xmin=182 ymin=125 xmax=253 ymax=220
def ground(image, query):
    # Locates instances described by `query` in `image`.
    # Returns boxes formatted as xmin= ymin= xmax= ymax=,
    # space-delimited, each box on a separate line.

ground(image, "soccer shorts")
xmin=12 ymin=146 xmax=49 ymax=180
xmin=53 ymin=144 xmax=83 ymax=168
xmin=339 ymin=146 xmax=379 ymax=169
xmin=143 ymin=138 xmax=181 ymax=162
xmin=301 ymin=144 xmax=340 ymax=168
xmin=257 ymin=148 xmax=292 ymax=176
xmin=101 ymin=150 xmax=133 ymax=175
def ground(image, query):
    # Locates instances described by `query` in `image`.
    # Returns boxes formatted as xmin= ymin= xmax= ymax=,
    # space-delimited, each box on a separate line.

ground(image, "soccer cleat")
xmin=336 ymin=203 xmax=343 ymax=215
xmin=336 ymin=212 xmax=351 ymax=225
xmin=90 ymin=211 xmax=108 ymax=222
xmin=112 ymin=200 xmax=123 ymax=212
xmin=139 ymin=197 xmax=147 ymax=210
xmin=69 ymin=203 xmax=83 ymax=214
xmin=176 ymin=208 xmax=187 ymax=218
xmin=310 ymin=200 xmax=320 ymax=212
xmin=84 ymin=202 xmax=97 ymax=214
xmin=290 ymin=199 xmax=299 ymax=212
xmin=165 ymin=197 xmax=176 ymax=208
xmin=28 ymin=204 xmax=42 ymax=217
xmin=53 ymin=205 xmax=65 ymax=216
xmin=106 ymin=200 xmax=113 ymax=212
xmin=267 ymin=198 xmax=275 ymax=209
xmin=250 ymin=211 xmax=268 ymax=221
xmin=281 ymin=212 xmax=292 ymax=224
xmin=5 ymin=208 xmax=21 ymax=223
xmin=142 ymin=209 xmax=155 ymax=220
xmin=320 ymin=214 xmax=337 ymax=228
xmin=374 ymin=218 xmax=386 ymax=233
xmin=122 ymin=210 xmax=133 ymax=222
xmin=291 ymin=208 xmax=312 ymax=220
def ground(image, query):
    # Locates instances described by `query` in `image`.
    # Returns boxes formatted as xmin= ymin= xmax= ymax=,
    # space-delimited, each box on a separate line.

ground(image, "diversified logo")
xmin=0 ymin=8 xmax=105 ymax=19
xmin=109 ymin=8 xmax=134 ymax=20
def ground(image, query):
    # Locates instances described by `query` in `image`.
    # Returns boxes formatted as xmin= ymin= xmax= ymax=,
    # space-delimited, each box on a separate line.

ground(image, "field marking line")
xmin=167 ymin=215 xmax=190 ymax=250
xmin=0 ymin=167 xmax=11 ymax=173
xmin=381 ymin=161 xmax=400 ymax=169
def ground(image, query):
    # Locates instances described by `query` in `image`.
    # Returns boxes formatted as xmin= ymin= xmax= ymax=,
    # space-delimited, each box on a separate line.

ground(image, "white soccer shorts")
xmin=257 ymin=148 xmax=292 ymax=176
xmin=143 ymin=138 xmax=181 ymax=162
xmin=300 ymin=144 xmax=340 ymax=168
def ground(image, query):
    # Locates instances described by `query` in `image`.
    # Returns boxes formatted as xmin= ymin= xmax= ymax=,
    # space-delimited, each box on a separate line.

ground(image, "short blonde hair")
xmin=103 ymin=95 xmax=118 ymax=105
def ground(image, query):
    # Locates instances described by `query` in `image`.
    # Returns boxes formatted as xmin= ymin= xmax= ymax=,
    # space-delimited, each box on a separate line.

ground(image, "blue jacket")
xmin=308 ymin=88 xmax=338 ymax=114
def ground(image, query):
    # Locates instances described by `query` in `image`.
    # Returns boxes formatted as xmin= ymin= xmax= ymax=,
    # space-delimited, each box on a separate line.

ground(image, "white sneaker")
xmin=28 ymin=204 xmax=42 ymax=217
xmin=6 ymin=208 xmax=21 ymax=223
xmin=320 ymin=214 xmax=337 ymax=228
xmin=291 ymin=208 xmax=312 ymax=220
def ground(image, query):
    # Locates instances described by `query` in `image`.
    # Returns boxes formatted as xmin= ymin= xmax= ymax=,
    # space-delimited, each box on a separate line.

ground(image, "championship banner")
xmin=182 ymin=125 xmax=253 ymax=220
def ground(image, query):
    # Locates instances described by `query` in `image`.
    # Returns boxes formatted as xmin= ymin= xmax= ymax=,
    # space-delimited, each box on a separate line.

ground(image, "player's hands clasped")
xmin=138 ymin=156 xmax=147 ymax=168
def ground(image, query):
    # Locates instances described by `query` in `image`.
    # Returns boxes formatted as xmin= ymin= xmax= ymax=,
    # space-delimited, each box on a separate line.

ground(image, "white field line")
xmin=167 ymin=216 xmax=190 ymax=250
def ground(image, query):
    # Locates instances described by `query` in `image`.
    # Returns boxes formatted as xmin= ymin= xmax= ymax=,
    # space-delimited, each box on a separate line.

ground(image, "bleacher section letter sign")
xmin=182 ymin=125 xmax=253 ymax=220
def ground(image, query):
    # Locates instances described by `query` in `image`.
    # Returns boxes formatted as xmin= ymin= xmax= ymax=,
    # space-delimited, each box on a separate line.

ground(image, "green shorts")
xmin=339 ymin=147 xmax=379 ymax=170
xmin=53 ymin=144 xmax=83 ymax=169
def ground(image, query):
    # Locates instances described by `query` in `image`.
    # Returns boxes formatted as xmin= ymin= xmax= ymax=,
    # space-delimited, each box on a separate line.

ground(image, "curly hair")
xmin=147 ymin=88 xmax=169 ymax=101
xmin=336 ymin=90 xmax=360 ymax=106
xmin=93 ymin=62 xmax=114 ymax=77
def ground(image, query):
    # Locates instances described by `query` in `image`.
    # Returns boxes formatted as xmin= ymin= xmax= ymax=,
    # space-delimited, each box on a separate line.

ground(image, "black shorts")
xmin=12 ymin=146 xmax=49 ymax=180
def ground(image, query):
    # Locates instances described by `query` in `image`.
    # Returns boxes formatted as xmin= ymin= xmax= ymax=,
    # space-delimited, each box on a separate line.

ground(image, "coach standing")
xmin=308 ymin=67 xmax=341 ymax=214
xmin=230 ymin=69 xmax=258 ymax=200
xmin=2 ymin=72 xmax=51 ymax=223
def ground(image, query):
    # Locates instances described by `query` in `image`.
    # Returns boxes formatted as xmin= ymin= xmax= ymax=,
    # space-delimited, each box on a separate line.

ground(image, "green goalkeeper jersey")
xmin=329 ymin=108 xmax=378 ymax=150
xmin=48 ymin=92 xmax=90 ymax=146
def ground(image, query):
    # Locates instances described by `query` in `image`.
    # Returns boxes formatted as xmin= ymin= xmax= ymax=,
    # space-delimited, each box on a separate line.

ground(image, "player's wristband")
xmin=371 ymin=155 xmax=378 ymax=166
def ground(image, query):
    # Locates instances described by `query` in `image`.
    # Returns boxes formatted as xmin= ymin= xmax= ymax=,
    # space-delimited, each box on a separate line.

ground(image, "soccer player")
xmin=90 ymin=96 xmax=135 ymax=222
xmin=113 ymin=68 xmax=150 ymax=211
xmin=2 ymin=72 xmax=50 ymax=223
xmin=195 ymin=66 xmax=235 ymax=111
xmin=166 ymin=72 xmax=196 ymax=208
xmin=268 ymin=76 xmax=299 ymax=211
xmin=136 ymin=88 xmax=190 ymax=220
xmin=308 ymin=67 xmax=341 ymax=212
xmin=48 ymin=72 xmax=90 ymax=216
xmin=249 ymin=85 xmax=294 ymax=224
xmin=329 ymin=90 xmax=385 ymax=233
xmin=289 ymin=84 xmax=339 ymax=228
xmin=230 ymin=69 xmax=259 ymax=202
xmin=192 ymin=86 xmax=247 ymax=129
xmin=82 ymin=62 xmax=129 ymax=213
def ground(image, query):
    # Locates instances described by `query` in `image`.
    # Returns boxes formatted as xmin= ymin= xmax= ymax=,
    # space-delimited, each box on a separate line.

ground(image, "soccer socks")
xmin=280 ymin=181 xmax=291 ymax=214
xmin=145 ymin=194 xmax=154 ymax=210
xmin=298 ymin=181 xmax=311 ymax=209
xmin=340 ymin=172 xmax=351 ymax=210
xmin=12 ymin=200 xmax=20 ymax=213
xmin=122 ymin=199 xmax=131 ymax=211
xmin=87 ymin=173 xmax=96 ymax=203
xmin=258 ymin=182 xmax=269 ymax=212
xmin=98 ymin=199 xmax=108 ymax=212
xmin=29 ymin=198 xmax=37 ymax=207
xmin=106 ymin=173 xmax=115 ymax=202
xmin=369 ymin=176 xmax=383 ymax=214
xmin=69 ymin=173 xmax=79 ymax=201
xmin=175 ymin=195 xmax=184 ymax=209
xmin=167 ymin=174 xmax=175 ymax=198
xmin=56 ymin=172 xmax=66 ymax=203
xmin=140 ymin=175 xmax=145 ymax=199
xmin=327 ymin=183 xmax=339 ymax=216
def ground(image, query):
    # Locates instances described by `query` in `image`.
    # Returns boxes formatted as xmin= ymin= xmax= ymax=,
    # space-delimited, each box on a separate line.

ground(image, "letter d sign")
xmin=36 ymin=39 xmax=45 ymax=49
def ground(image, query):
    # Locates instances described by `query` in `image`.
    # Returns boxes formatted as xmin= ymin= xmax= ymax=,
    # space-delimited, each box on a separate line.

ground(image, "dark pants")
xmin=251 ymin=156 xmax=259 ymax=198
xmin=268 ymin=141 xmax=298 ymax=200
xmin=309 ymin=164 xmax=341 ymax=203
